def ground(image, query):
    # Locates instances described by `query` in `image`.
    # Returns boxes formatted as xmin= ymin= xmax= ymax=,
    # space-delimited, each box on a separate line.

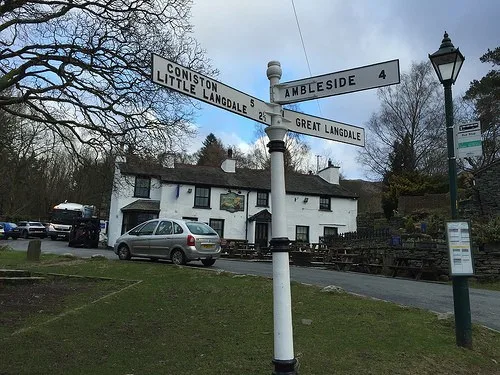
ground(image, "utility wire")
xmin=291 ymin=0 xmax=322 ymax=116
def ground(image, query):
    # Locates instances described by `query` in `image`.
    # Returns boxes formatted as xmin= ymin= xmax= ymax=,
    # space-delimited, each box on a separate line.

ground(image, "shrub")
xmin=473 ymin=216 xmax=500 ymax=244
xmin=405 ymin=217 xmax=415 ymax=233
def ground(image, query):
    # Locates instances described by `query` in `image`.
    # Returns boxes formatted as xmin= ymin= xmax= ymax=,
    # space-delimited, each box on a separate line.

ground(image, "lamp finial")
xmin=440 ymin=31 xmax=454 ymax=49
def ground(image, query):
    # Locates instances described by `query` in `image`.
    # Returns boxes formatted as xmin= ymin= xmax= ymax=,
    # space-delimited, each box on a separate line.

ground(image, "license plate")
xmin=201 ymin=244 xmax=215 ymax=250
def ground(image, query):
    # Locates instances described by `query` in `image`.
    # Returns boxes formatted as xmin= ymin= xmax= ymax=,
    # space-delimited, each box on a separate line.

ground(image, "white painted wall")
xmin=108 ymin=165 xmax=357 ymax=247
xmin=107 ymin=169 xmax=161 ymax=247
xmin=283 ymin=195 xmax=357 ymax=242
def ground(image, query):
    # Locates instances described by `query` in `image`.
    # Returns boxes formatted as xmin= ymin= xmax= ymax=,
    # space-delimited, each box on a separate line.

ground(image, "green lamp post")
xmin=429 ymin=32 xmax=472 ymax=349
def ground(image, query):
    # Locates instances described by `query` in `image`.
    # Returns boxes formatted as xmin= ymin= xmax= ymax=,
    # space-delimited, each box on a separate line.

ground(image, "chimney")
xmin=159 ymin=152 xmax=175 ymax=168
xmin=221 ymin=149 xmax=236 ymax=173
xmin=318 ymin=162 xmax=340 ymax=185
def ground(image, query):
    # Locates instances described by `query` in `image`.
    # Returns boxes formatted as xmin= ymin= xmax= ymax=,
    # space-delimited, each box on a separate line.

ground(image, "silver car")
xmin=113 ymin=218 xmax=221 ymax=266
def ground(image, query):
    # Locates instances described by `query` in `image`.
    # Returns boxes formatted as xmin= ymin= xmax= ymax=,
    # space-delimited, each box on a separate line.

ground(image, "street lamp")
xmin=429 ymin=32 xmax=472 ymax=349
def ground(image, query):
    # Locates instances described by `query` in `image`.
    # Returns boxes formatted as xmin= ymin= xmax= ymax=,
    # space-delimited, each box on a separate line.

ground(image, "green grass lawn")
xmin=0 ymin=249 xmax=499 ymax=375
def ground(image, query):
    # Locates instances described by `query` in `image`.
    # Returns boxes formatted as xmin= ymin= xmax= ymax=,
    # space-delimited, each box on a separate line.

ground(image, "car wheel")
xmin=22 ymin=230 xmax=29 ymax=239
xmin=12 ymin=236 xmax=17 ymax=240
xmin=171 ymin=249 xmax=186 ymax=265
xmin=117 ymin=244 xmax=131 ymax=260
xmin=201 ymin=259 xmax=216 ymax=267
xmin=50 ymin=236 xmax=57 ymax=240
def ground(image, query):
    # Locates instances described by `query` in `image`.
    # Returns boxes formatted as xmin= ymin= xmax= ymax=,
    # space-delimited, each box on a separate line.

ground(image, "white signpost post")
xmin=151 ymin=54 xmax=399 ymax=375
xmin=456 ymin=121 xmax=482 ymax=159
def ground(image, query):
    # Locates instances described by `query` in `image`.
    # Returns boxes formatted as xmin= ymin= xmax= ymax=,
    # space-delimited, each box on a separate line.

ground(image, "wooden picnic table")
xmin=389 ymin=256 xmax=439 ymax=280
xmin=327 ymin=252 xmax=363 ymax=271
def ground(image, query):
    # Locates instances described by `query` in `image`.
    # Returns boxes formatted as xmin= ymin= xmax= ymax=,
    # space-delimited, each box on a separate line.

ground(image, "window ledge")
xmin=319 ymin=209 xmax=332 ymax=212
xmin=193 ymin=206 xmax=212 ymax=209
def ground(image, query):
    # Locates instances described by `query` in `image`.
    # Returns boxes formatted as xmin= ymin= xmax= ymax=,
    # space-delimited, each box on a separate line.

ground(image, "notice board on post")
xmin=446 ymin=221 xmax=474 ymax=276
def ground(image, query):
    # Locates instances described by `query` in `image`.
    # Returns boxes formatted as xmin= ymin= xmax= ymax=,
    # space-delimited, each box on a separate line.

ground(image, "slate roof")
xmin=121 ymin=199 xmax=160 ymax=212
xmin=118 ymin=162 xmax=357 ymax=199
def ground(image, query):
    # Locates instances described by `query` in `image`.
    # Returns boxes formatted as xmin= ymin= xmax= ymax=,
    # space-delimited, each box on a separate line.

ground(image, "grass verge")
xmin=0 ymin=250 xmax=499 ymax=375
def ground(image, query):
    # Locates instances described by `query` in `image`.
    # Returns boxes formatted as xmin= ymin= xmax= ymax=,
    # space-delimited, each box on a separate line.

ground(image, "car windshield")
xmin=51 ymin=209 xmax=82 ymax=225
xmin=9 ymin=223 xmax=17 ymax=228
xmin=186 ymin=222 xmax=218 ymax=235
xmin=29 ymin=222 xmax=44 ymax=227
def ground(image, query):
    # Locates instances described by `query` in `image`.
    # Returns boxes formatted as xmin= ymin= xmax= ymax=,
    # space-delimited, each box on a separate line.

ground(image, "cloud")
xmin=185 ymin=0 xmax=498 ymax=180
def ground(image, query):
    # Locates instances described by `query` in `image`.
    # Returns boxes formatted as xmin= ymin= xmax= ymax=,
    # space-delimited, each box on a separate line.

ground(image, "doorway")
xmin=255 ymin=222 xmax=269 ymax=249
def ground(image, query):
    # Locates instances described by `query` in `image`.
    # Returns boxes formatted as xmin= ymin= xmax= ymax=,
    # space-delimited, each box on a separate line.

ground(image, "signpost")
xmin=456 ymin=121 xmax=482 ymax=159
xmin=273 ymin=59 xmax=400 ymax=104
xmin=152 ymin=54 xmax=273 ymax=125
xmin=283 ymin=109 xmax=365 ymax=146
xmin=151 ymin=53 xmax=399 ymax=375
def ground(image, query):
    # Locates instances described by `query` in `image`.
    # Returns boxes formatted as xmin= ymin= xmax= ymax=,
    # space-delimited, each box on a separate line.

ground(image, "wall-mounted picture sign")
xmin=220 ymin=192 xmax=245 ymax=213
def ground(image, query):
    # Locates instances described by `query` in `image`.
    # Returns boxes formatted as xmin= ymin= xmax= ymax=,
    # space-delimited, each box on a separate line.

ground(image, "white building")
xmin=107 ymin=153 xmax=358 ymax=248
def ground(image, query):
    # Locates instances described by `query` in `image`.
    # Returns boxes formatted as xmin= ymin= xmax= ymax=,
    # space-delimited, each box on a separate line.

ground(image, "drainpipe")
xmin=245 ymin=190 xmax=251 ymax=241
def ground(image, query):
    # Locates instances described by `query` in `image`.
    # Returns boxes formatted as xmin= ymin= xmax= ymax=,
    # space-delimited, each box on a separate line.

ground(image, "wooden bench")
xmin=389 ymin=265 xmax=423 ymax=278
xmin=333 ymin=261 xmax=355 ymax=271
xmin=358 ymin=263 xmax=383 ymax=274
xmin=232 ymin=246 xmax=258 ymax=259
xmin=221 ymin=239 xmax=251 ymax=256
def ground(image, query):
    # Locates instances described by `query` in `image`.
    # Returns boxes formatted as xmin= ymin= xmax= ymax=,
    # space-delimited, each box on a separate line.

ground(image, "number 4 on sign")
xmin=379 ymin=70 xmax=386 ymax=79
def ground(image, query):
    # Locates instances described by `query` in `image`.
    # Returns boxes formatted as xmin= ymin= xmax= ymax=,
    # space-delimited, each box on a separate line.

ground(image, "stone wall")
xmin=474 ymin=160 xmax=500 ymax=217
xmin=474 ymin=243 xmax=500 ymax=279
xmin=330 ymin=237 xmax=500 ymax=280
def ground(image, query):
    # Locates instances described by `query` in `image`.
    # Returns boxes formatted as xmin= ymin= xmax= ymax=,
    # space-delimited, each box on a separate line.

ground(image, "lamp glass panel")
xmin=452 ymin=58 xmax=463 ymax=81
xmin=438 ymin=62 xmax=455 ymax=81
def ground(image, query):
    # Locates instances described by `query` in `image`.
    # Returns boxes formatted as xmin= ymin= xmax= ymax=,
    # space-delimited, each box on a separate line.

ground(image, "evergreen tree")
xmin=464 ymin=46 xmax=500 ymax=168
xmin=196 ymin=134 xmax=227 ymax=167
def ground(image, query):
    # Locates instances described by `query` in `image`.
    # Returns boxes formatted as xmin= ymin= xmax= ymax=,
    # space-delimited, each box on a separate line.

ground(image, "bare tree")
xmin=247 ymin=123 xmax=312 ymax=172
xmin=357 ymin=62 xmax=446 ymax=179
xmin=0 ymin=0 xmax=215 ymax=157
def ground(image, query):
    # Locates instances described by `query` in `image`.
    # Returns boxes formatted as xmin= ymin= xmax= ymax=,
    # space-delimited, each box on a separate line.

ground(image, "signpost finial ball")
xmin=267 ymin=61 xmax=282 ymax=80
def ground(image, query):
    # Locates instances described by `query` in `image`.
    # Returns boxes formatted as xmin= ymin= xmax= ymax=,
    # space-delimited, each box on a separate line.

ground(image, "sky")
xmin=186 ymin=0 xmax=499 ymax=180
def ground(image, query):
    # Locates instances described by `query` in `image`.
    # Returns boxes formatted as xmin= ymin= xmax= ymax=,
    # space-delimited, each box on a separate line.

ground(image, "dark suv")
xmin=17 ymin=221 xmax=47 ymax=239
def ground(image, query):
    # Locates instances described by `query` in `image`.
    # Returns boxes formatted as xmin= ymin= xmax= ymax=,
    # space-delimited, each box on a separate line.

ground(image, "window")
xmin=295 ymin=225 xmax=309 ymax=243
xmin=256 ymin=191 xmax=269 ymax=207
xmin=134 ymin=176 xmax=151 ymax=198
xmin=182 ymin=216 xmax=198 ymax=221
xmin=173 ymin=222 xmax=184 ymax=234
xmin=324 ymin=226 xmax=338 ymax=238
xmin=209 ymin=219 xmax=224 ymax=238
xmin=156 ymin=221 xmax=173 ymax=235
xmin=187 ymin=222 xmax=218 ymax=235
xmin=138 ymin=221 xmax=158 ymax=235
xmin=319 ymin=196 xmax=331 ymax=210
xmin=194 ymin=186 xmax=211 ymax=208
xmin=121 ymin=212 xmax=158 ymax=234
